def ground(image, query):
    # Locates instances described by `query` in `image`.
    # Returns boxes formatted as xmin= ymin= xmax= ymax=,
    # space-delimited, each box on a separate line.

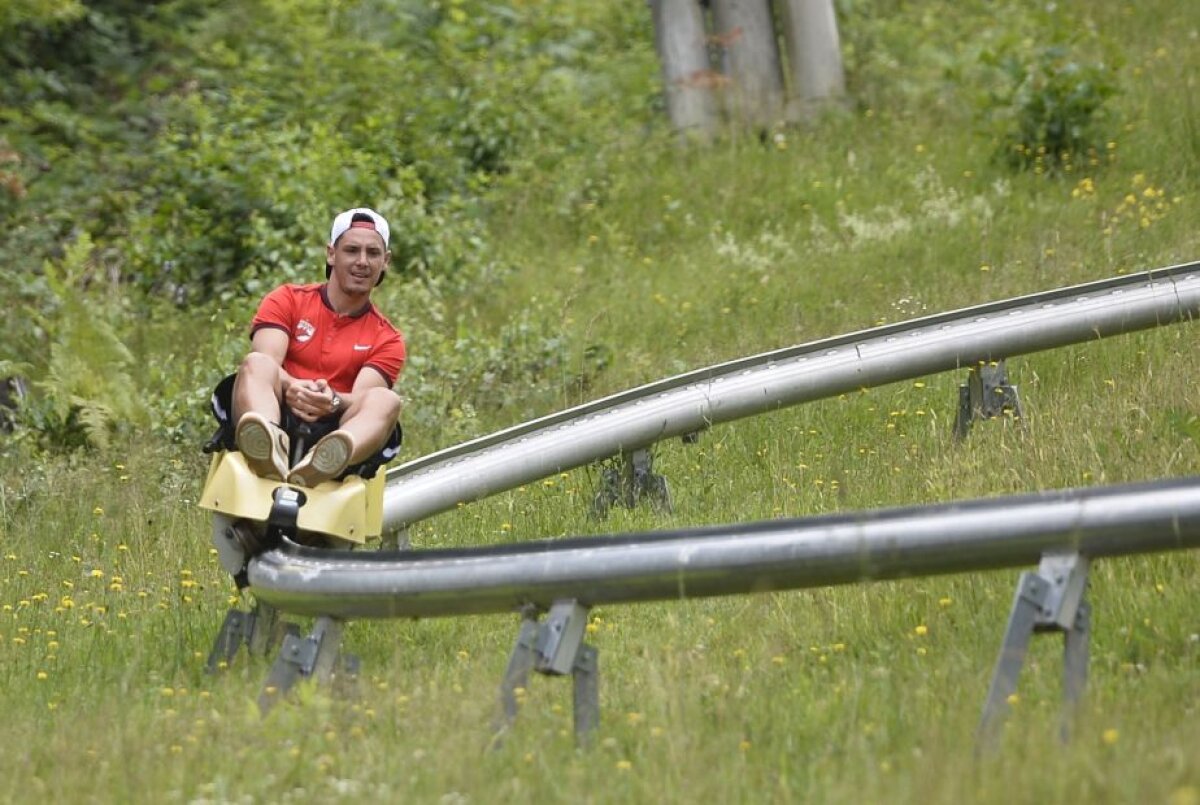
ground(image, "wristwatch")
xmin=330 ymin=391 xmax=343 ymax=413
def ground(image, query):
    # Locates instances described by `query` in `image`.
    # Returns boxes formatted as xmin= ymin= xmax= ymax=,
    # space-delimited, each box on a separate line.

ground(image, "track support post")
xmin=954 ymin=359 xmax=1024 ymax=439
xmin=977 ymin=551 xmax=1091 ymax=751
xmin=494 ymin=600 xmax=599 ymax=746
xmin=258 ymin=615 xmax=356 ymax=712
xmin=592 ymin=447 xmax=672 ymax=518
xmin=205 ymin=601 xmax=298 ymax=673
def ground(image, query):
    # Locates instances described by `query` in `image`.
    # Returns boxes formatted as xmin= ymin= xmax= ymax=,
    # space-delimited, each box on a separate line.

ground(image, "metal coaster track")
xmin=250 ymin=475 xmax=1200 ymax=619
xmin=380 ymin=261 xmax=1200 ymax=531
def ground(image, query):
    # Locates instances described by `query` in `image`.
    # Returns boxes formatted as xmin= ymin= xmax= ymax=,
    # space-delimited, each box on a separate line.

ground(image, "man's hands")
xmin=285 ymin=378 xmax=343 ymax=422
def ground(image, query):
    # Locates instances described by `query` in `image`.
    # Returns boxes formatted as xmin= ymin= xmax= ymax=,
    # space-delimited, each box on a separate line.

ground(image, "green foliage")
xmin=0 ymin=0 xmax=85 ymax=37
xmin=21 ymin=234 xmax=148 ymax=450
xmin=985 ymin=41 xmax=1118 ymax=173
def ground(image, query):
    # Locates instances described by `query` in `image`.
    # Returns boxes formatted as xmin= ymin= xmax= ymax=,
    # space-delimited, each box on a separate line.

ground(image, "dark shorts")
xmin=203 ymin=374 xmax=401 ymax=481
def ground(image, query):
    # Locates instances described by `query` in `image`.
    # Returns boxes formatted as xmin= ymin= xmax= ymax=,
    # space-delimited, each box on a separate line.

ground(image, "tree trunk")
xmin=710 ymin=0 xmax=786 ymax=128
xmin=650 ymin=0 xmax=718 ymax=140
xmin=777 ymin=0 xmax=846 ymax=121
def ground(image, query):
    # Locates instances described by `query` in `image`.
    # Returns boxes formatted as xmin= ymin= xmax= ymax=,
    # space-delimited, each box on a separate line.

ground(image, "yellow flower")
xmin=914 ymin=624 xmax=928 ymax=637
xmin=1102 ymin=728 xmax=1119 ymax=745
xmin=615 ymin=760 xmax=632 ymax=771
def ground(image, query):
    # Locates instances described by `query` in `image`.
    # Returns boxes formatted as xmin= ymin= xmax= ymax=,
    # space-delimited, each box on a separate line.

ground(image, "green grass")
xmin=4 ymin=0 xmax=1200 ymax=801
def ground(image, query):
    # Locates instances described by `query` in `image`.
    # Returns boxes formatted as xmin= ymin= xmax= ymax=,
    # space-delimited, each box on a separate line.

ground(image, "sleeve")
xmin=250 ymin=285 xmax=295 ymax=337
xmin=365 ymin=329 xmax=407 ymax=387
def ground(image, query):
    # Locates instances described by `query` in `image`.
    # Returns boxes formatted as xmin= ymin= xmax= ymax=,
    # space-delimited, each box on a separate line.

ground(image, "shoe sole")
xmin=288 ymin=432 xmax=353 ymax=486
xmin=236 ymin=416 xmax=288 ymax=480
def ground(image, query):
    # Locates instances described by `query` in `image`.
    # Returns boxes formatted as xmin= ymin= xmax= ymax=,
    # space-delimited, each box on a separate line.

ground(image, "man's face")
xmin=327 ymin=228 xmax=390 ymax=295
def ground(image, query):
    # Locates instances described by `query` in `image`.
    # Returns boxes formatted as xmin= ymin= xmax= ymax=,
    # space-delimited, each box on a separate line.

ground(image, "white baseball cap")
xmin=329 ymin=207 xmax=390 ymax=248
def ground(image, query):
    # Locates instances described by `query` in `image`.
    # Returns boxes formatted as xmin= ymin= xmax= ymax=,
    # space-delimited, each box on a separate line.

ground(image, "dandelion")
xmin=1007 ymin=693 xmax=1020 ymax=706
xmin=1102 ymin=728 xmax=1119 ymax=745
xmin=93 ymin=507 xmax=104 ymax=516
xmin=914 ymin=625 xmax=928 ymax=637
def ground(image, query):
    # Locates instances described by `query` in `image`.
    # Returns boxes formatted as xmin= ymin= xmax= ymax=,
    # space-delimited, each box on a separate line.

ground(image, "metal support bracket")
xmin=977 ymin=551 xmax=1092 ymax=751
xmin=381 ymin=525 xmax=411 ymax=550
xmin=954 ymin=359 xmax=1024 ymax=439
xmin=258 ymin=616 xmax=355 ymax=712
xmin=205 ymin=601 xmax=298 ymax=673
xmin=494 ymin=600 xmax=599 ymax=746
xmin=591 ymin=447 xmax=673 ymax=518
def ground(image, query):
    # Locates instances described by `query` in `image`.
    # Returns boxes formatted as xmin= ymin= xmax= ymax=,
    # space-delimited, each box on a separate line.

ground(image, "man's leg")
xmin=232 ymin=353 xmax=290 ymax=480
xmin=288 ymin=388 xmax=402 ymax=487
xmin=232 ymin=352 xmax=284 ymax=424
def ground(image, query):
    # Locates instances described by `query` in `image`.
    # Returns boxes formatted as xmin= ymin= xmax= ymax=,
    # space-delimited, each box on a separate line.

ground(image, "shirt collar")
xmin=320 ymin=284 xmax=372 ymax=318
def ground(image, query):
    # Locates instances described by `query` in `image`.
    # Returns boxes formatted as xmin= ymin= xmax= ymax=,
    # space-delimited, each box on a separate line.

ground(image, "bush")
xmin=982 ymin=31 xmax=1119 ymax=173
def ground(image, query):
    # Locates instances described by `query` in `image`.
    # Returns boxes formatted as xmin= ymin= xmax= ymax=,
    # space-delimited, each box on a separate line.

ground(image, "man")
xmin=229 ymin=207 xmax=405 ymax=487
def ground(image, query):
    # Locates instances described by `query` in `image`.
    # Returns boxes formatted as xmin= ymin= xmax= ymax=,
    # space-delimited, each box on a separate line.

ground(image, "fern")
xmin=31 ymin=233 xmax=148 ymax=448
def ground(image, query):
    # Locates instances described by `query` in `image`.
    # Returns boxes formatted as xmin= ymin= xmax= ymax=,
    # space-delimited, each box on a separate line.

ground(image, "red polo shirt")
xmin=250 ymin=283 xmax=406 ymax=393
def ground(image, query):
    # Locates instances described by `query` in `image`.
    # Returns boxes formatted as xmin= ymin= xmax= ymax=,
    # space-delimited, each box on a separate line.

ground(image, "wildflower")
xmin=938 ymin=597 xmax=952 ymax=607
xmin=1102 ymin=728 xmax=1119 ymax=745
xmin=616 ymin=760 xmax=632 ymax=771
xmin=93 ymin=507 xmax=104 ymax=516
xmin=914 ymin=625 xmax=928 ymax=637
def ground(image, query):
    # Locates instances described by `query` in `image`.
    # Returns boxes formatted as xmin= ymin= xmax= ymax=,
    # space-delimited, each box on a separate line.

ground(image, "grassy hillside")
xmin=2 ymin=0 xmax=1199 ymax=801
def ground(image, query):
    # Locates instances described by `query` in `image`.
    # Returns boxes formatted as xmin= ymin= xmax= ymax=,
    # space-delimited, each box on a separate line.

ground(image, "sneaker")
xmin=235 ymin=412 xmax=290 ymax=481
xmin=287 ymin=430 xmax=354 ymax=487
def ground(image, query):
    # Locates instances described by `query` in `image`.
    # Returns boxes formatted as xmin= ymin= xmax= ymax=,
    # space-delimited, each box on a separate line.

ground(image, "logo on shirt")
xmin=353 ymin=344 xmax=371 ymax=351
xmin=295 ymin=319 xmax=316 ymax=343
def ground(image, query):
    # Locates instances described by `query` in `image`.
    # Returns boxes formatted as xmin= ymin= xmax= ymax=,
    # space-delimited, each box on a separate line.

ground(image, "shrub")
xmin=984 ymin=39 xmax=1118 ymax=173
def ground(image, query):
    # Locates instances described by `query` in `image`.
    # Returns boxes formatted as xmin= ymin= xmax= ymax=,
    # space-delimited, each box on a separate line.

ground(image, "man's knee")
xmin=238 ymin=351 xmax=277 ymax=377
xmin=361 ymin=387 xmax=402 ymax=420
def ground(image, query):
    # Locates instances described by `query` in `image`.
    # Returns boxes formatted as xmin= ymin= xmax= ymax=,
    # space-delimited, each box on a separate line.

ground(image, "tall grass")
xmin=2 ymin=0 xmax=1199 ymax=801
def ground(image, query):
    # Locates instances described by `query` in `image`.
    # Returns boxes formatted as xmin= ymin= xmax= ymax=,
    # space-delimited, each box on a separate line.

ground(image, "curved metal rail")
xmin=383 ymin=262 xmax=1200 ymax=529
xmin=252 ymin=476 xmax=1200 ymax=619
